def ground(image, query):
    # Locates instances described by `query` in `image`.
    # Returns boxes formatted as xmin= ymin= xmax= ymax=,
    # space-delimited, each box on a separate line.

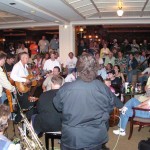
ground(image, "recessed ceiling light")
xmin=31 ymin=10 xmax=35 ymax=13
xmin=9 ymin=3 xmax=16 ymax=5
xmin=54 ymin=20 xmax=59 ymax=23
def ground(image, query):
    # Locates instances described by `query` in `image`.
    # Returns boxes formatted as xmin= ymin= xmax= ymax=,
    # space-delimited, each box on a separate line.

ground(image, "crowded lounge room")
xmin=0 ymin=0 xmax=150 ymax=150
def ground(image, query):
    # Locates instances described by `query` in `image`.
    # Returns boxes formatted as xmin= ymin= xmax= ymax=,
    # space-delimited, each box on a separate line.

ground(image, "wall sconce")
xmin=2 ymin=38 xmax=6 ymax=42
xmin=83 ymin=35 xmax=87 ymax=38
xmin=89 ymin=35 xmax=92 ymax=38
xmin=95 ymin=35 xmax=98 ymax=38
xmin=64 ymin=25 xmax=68 ymax=29
xmin=79 ymin=27 xmax=84 ymax=32
xmin=117 ymin=0 xmax=124 ymax=17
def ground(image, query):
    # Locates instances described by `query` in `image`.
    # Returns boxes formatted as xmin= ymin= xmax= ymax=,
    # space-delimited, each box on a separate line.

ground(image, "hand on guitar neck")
xmin=25 ymin=79 xmax=31 ymax=84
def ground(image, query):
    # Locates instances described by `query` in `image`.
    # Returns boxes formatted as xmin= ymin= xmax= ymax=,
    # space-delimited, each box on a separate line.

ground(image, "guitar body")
xmin=5 ymin=90 xmax=13 ymax=112
xmin=109 ymin=107 xmax=120 ymax=127
xmin=15 ymin=75 xmax=37 ymax=93
xmin=27 ymin=74 xmax=37 ymax=86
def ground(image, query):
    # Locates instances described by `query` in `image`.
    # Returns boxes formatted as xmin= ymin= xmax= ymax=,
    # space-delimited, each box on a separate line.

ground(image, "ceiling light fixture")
xmin=64 ymin=25 xmax=68 ymax=29
xmin=31 ymin=10 xmax=35 ymax=13
xmin=117 ymin=0 xmax=124 ymax=17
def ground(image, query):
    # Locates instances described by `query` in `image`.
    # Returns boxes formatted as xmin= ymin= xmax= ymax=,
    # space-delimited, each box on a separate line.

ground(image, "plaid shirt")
xmin=115 ymin=57 xmax=127 ymax=66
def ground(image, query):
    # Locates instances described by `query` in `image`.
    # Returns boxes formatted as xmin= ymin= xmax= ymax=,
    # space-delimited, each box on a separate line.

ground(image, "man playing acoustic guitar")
xmin=11 ymin=52 xmax=37 ymax=122
xmin=0 ymin=51 xmax=15 ymax=104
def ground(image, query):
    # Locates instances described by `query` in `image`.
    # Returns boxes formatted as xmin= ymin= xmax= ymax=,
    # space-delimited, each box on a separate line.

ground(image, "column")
xmin=59 ymin=24 xmax=75 ymax=66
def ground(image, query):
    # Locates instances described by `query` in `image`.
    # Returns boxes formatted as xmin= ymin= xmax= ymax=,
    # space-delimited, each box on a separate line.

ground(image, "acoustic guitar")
xmin=15 ymin=74 xmax=38 ymax=93
xmin=15 ymin=70 xmax=51 ymax=93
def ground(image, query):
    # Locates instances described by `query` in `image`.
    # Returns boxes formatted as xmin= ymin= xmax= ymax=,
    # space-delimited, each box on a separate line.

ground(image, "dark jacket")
xmin=128 ymin=57 xmax=138 ymax=70
xmin=33 ymin=89 xmax=62 ymax=133
xmin=53 ymin=78 xmax=122 ymax=149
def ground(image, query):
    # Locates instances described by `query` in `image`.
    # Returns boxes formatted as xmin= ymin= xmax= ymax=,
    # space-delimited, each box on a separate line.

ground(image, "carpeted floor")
xmin=5 ymin=120 xmax=150 ymax=150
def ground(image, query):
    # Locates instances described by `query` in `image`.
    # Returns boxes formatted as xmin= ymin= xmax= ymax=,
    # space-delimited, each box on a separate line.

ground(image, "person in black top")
xmin=4 ymin=53 xmax=15 ymax=73
xmin=32 ymin=75 xmax=63 ymax=135
xmin=107 ymin=70 xmax=122 ymax=95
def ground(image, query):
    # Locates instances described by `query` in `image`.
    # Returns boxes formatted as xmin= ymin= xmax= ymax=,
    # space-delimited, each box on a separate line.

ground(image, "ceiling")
xmin=0 ymin=0 xmax=150 ymax=29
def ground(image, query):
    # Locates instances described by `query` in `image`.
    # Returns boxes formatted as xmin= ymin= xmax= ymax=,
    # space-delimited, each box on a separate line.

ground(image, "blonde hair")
xmin=0 ymin=104 xmax=10 ymax=132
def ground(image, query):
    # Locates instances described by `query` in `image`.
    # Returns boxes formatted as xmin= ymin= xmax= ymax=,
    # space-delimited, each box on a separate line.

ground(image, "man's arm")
xmin=0 ymin=70 xmax=15 ymax=91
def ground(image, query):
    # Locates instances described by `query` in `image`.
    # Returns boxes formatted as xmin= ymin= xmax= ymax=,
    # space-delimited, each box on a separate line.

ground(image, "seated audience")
xmin=112 ymin=47 xmax=118 ymax=58
xmin=41 ymin=52 xmax=50 ymax=68
xmin=120 ymin=39 xmax=131 ymax=54
xmin=114 ymin=65 xmax=125 ymax=84
xmin=42 ymin=66 xmax=62 ymax=92
xmin=104 ymin=52 xmax=115 ymax=66
xmin=66 ymin=52 xmax=77 ymax=74
xmin=135 ymin=52 xmax=141 ymax=64
xmin=100 ymin=43 xmax=110 ymax=61
xmin=131 ymin=39 xmax=140 ymax=52
xmin=0 ymin=104 xmax=20 ymax=149
xmin=107 ymin=70 xmax=122 ymax=94
xmin=115 ymin=51 xmax=127 ymax=73
xmin=65 ymin=68 xmax=77 ymax=83
xmin=104 ymin=79 xmax=116 ymax=95
xmin=138 ymin=61 xmax=150 ymax=85
xmin=43 ymin=52 xmax=61 ymax=71
xmin=127 ymin=53 xmax=138 ymax=83
xmin=55 ymin=51 xmax=62 ymax=66
xmin=97 ymin=65 xmax=107 ymax=80
xmin=32 ymin=75 xmax=63 ymax=135
xmin=106 ymin=63 xmax=113 ymax=73
xmin=89 ymin=41 xmax=99 ymax=54
xmin=95 ymin=52 xmax=103 ymax=65
xmin=34 ymin=54 xmax=42 ymax=68
xmin=113 ymin=77 xmax=150 ymax=136
xmin=140 ymin=51 xmax=147 ymax=70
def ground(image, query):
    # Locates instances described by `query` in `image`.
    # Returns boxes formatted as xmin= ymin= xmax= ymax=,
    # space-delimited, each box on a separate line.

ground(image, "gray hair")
xmin=0 ymin=104 xmax=10 ymax=132
xmin=76 ymin=54 xmax=99 ymax=82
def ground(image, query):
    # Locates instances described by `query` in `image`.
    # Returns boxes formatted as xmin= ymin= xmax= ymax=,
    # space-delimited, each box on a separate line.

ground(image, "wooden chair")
xmin=128 ymin=107 xmax=150 ymax=140
xmin=45 ymin=131 xmax=61 ymax=150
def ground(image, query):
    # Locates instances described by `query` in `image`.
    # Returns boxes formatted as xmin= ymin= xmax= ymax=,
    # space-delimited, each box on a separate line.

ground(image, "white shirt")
xmin=142 ymin=67 xmax=150 ymax=75
xmin=0 ymin=135 xmax=21 ymax=150
xmin=0 ymin=67 xmax=15 ymax=97
xmin=66 ymin=57 xmax=77 ymax=69
xmin=56 ymin=57 xmax=62 ymax=65
xmin=34 ymin=59 xmax=42 ymax=68
xmin=98 ymin=58 xmax=103 ymax=65
xmin=43 ymin=59 xmax=61 ymax=71
xmin=16 ymin=48 xmax=28 ymax=54
xmin=65 ymin=74 xmax=76 ymax=82
xmin=97 ymin=68 xmax=107 ymax=80
xmin=10 ymin=61 xmax=29 ymax=82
